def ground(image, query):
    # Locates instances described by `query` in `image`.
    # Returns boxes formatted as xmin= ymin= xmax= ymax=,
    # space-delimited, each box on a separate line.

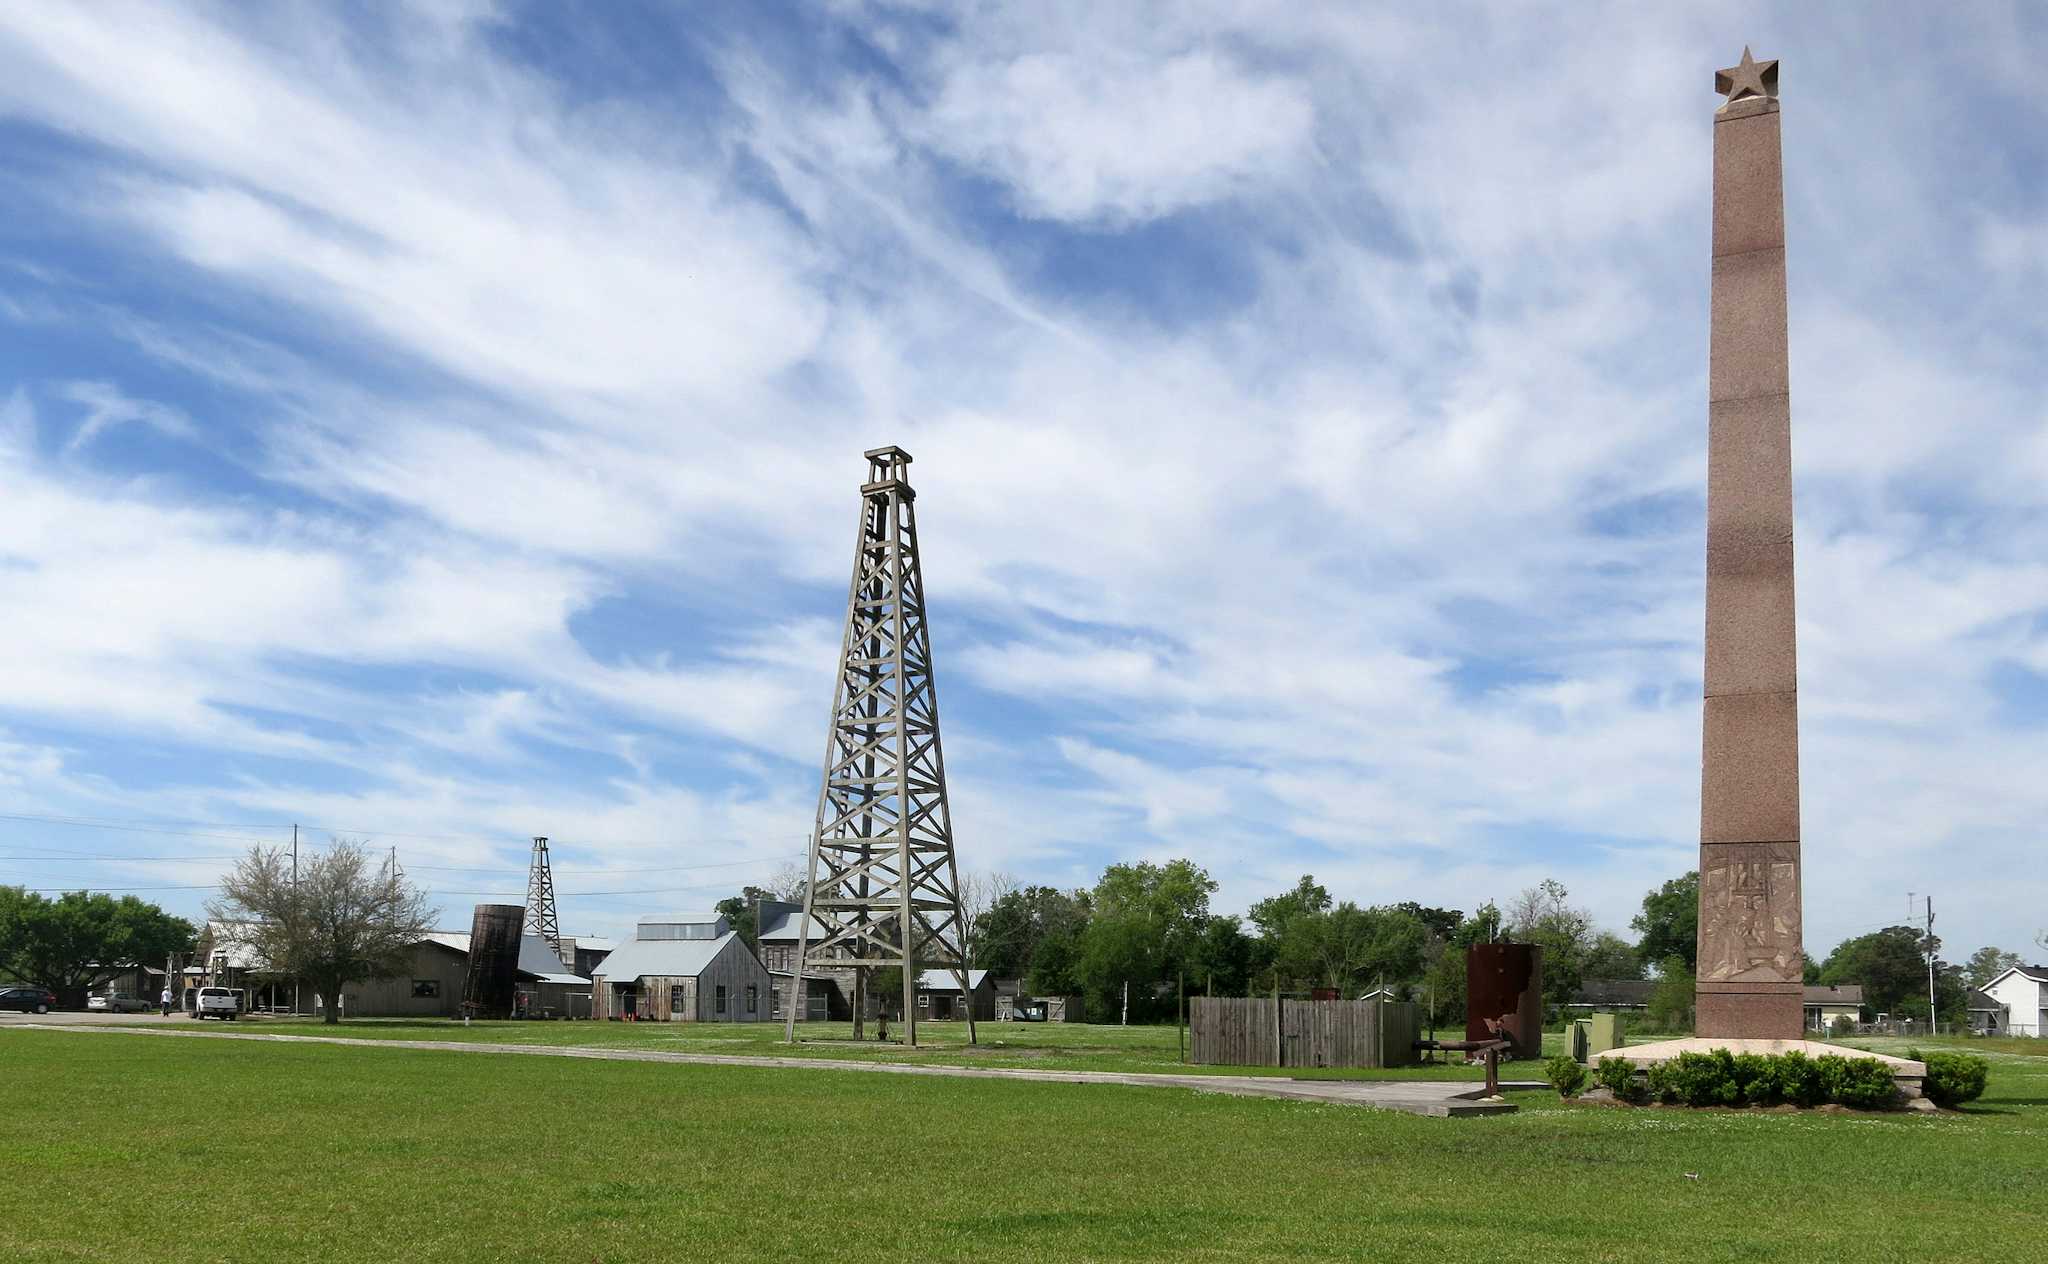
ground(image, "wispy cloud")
xmin=0 ymin=2 xmax=2041 ymax=950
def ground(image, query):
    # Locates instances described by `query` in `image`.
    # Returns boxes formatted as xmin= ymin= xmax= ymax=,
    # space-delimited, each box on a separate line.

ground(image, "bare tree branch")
xmin=207 ymin=836 xmax=438 ymax=1025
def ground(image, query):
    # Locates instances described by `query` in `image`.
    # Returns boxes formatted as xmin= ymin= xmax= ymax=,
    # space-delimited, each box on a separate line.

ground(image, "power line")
xmin=0 ymin=809 xmax=807 ymax=851
xmin=11 ymin=884 xmax=220 ymax=893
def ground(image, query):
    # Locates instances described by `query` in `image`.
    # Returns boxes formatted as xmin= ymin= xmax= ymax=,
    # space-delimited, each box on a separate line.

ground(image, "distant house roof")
xmin=1570 ymin=979 xmax=1655 ymax=1008
xmin=1356 ymin=986 xmax=1398 ymax=1002
xmin=416 ymin=932 xmax=585 ymax=985
xmin=201 ymin=920 xmax=273 ymax=972
xmin=756 ymin=907 xmax=832 ymax=943
xmin=915 ymin=969 xmax=988 ymax=993
xmin=517 ymin=935 xmax=588 ymax=986
xmin=594 ymin=931 xmax=744 ymax=982
xmin=563 ymin=935 xmax=616 ymax=953
xmin=1982 ymin=964 xmax=2048 ymax=989
xmin=642 ymin=912 xmax=721 ymax=927
xmin=1967 ymin=989 xmax=2004 ymax=1013
xmin=633 ymin=914 xmax=728 ymax=941
xmin=1803 ymin=984 xmax=1863 ymax=1006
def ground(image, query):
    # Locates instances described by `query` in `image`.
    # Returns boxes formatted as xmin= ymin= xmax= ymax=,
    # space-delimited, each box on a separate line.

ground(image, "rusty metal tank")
xmin=461 ymin=903 xmax=524 ymax=1019
xmin=1465 ymin=942 xmax=1544 ymax=1059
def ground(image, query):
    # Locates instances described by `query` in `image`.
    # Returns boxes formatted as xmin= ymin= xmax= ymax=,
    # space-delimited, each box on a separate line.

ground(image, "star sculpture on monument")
xmin=1715 ymin=46 xmax=1778 ymax=108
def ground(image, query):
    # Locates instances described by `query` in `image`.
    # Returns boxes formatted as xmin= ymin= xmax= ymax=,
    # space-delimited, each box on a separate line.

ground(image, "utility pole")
xmin=292 ymin=824 xmax=300 ymax=1016
xmin=1925 ymin=896 xmax=1938 ymax=1037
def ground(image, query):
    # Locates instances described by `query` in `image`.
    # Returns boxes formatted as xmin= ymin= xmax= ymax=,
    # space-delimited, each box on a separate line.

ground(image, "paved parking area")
xmin=3 ymin=1016 xmax=1533 ymax=1116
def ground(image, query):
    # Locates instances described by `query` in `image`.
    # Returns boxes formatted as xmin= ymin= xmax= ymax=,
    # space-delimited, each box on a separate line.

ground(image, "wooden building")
xmin=189 ymin=922 xmax=585 ymax=1018
xmin=756 ymin=901 xmax=852 ymax=1020
xmin=914 ymin=969 xmax=1002 ymax=1021
xmin=590 ymin=914 xmax=775 ymax=1022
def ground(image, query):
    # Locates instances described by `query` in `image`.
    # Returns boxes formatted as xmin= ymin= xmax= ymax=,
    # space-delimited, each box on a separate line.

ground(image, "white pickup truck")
xmin=194 ymin=987 xmax=242 ymax=1020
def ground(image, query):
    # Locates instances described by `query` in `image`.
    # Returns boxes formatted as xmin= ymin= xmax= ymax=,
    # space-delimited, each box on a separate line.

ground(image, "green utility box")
xmin=1587 ymin=1011 xmax=1621 ymax=1058
xmin=1566 ymin=1018 xmax=1590 ymax=1062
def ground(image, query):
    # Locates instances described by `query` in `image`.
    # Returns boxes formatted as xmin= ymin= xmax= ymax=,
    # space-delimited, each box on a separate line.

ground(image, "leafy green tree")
xmin=1505 ymin=879 xmax=1597 ymax=1014
xmin=1647 ymin=955 xmax=1695 ymax=1032
xmin=1247 ymin=875 xmax=1330 ymax=940
xmin=1815 ymin=926 xmax=1936 ymax=1016
xmin=1186 ymin=915 xmax=1255 ymax=996
xmin=714 ymin=889 xmax=766 ymax=950
xmin=1964 ymin=946 xmax=2020 ymax=989
xmin=1073 ymin=859 xmax=1215 ymax=1021
xmin=1454 ymin=900 xmax=1503 ymax=947
xmin=1027 ymin=918 xmax=1086 ymax=996
xmin=1394 ymin=902 xmax=1464 ymax=943
xmin=1275 ymin=903 xmax=1427 ymax=995
xmin=1630 ymin=872 xmax=1698 ymax=973
xmin=0 ymin=886 xmax=195 ymax=1008
xmin=974 ymin=885 xmax=1089 ymax=980
xmin=1582 ymin=931 xmax=1643 ymax=981
xmin=1421 ymin=931 xmax=1466 ymax=1028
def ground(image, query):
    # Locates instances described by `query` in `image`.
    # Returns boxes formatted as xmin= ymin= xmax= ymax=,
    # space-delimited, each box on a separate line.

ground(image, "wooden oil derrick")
xmin=784 ymin=447 xmax=975 ymax=1048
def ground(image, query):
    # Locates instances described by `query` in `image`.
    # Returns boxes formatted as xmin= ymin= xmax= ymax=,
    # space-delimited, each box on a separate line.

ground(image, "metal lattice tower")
xmin=786 ymin=446 xmax=975 ymax=1048
xmin=524 ymin=836 xmax=562 ymax=956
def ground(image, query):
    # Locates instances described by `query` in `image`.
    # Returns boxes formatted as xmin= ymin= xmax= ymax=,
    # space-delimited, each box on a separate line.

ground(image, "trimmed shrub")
xmin=1815 ymin=1054 xmax=1851 ymax=1103
xmin=1545 ymin=1055 xmax=1587 ymax=1098
xmin=1732 ymin=1052 xmax=1776 ymax=1105
xmin=1828 ymin=1013 xmax=1856 ymax=1038
xmin=1595 ymin=1056 xmax=1641 ymax=1103
xmin=1602 ymin=1049 xmax=1900 ymax=1110
xmin=1774 ymin=1050 xmax=1825 ymax=1108
xmin=1834 ymin=1056 xmax=1900 ymax=1110
xmin=1643 ymin=1059 xmax=1674 ymax=1104
xmin=1658 ymin=1050 xmax=1741 ymax=1107
xmin=1920 ymin=1052 xmax=1989 ymax=1108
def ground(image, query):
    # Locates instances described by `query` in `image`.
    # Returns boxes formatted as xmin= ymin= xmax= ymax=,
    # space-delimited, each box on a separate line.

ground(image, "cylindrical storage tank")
xmin=1465 ymin=943 xmax=1544 ymax=1059
xmin=462 ymin=903 xmax=525 ymax=1019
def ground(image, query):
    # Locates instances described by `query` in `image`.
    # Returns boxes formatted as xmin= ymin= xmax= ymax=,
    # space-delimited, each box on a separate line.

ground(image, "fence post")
xmin=1177 ymin=970 xmax=1185 ymax=1063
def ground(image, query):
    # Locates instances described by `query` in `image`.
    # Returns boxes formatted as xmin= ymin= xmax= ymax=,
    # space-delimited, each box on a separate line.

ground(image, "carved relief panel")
xmin=1699 ymin=842 xmax=1801 ymax=983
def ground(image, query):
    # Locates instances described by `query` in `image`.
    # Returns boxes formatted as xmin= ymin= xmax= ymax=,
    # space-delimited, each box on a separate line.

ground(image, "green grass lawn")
xmin=3 ymin=1027 xmax=2043 ymax=1262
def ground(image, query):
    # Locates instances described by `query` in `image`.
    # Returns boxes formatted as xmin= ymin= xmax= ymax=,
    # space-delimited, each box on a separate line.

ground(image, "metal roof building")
xmin=590 ymin=925 xmax=775 ymax=1024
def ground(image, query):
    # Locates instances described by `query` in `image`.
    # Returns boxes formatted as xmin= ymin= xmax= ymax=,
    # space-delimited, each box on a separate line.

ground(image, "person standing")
xmin=159 ymin=986 xmax=173 ymax=1017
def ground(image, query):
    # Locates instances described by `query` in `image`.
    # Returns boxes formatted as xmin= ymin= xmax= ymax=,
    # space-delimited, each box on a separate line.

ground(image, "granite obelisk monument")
xmin=1695 ymin=48 xmax=1804 ymax=1040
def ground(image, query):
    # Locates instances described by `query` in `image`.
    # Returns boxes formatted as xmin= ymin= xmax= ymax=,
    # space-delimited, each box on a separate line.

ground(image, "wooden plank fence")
xmin=1190 ymin=997 xmax=1421 ymax=1069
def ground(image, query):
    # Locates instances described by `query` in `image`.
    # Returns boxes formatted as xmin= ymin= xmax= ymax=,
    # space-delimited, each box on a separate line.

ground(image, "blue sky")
xmin=1 ymin=2 xmax=2043 ymax=957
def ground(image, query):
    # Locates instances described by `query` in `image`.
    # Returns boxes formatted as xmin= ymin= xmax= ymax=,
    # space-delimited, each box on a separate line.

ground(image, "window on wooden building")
xmin=411 ymin=979 xmax=440 ymax=998
xmin=670 ymin=985 xmax=686 ymax=1012
xmin=715 ymin=985 xmax=727 ymax=1014
xmin=746 ymin=985 xmax=758 ymax=1015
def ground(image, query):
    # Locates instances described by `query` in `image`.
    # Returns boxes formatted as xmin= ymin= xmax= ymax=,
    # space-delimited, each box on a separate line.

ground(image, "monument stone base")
xmin=1696 ymin=988 xmax=1804 ymax=1040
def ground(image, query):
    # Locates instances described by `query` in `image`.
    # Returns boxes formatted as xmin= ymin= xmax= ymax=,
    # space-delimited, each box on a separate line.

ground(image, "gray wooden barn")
xmin=589 ymin=914 xmax=774 ymax=1022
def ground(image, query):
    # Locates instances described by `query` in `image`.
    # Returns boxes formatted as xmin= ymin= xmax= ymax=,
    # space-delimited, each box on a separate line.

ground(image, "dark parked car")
xmin=0 ymin=986 xmax=58 ymax=1014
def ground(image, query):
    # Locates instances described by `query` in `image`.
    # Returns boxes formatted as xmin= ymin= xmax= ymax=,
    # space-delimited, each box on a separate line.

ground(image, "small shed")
xmin=591 ymin=916 xmax=774 ymax=1022
xmin=514 ymin=936 xmax=592 ymax=1017
xmin=914 ymin=968 xmax=999 ymax=1021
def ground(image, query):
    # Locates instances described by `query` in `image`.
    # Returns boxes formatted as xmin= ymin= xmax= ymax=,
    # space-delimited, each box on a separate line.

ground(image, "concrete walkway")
xmin=4 ymin=1019 xmax=1534 ymax=1117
